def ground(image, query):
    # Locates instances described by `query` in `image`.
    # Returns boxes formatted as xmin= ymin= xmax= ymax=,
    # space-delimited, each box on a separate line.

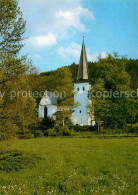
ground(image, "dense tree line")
xmin=41 ymin=58 xmax=138 ymax=91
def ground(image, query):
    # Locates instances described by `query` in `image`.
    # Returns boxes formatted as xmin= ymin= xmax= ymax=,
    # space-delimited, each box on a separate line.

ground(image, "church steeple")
xmin=76 ymin=37 xmax=89 ymax=82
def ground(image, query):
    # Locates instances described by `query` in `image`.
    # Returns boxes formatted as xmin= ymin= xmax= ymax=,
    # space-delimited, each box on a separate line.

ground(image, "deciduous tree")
xmin=0 ymin=0 xmax=36 ymax=140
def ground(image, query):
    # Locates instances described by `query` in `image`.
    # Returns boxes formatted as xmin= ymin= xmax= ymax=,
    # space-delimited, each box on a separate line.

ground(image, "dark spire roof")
xmin=76 ymin=37 xmax=89 ymax=82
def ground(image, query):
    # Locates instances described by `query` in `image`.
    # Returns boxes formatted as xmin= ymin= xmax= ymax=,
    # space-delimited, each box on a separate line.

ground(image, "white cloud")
xmin=100 ymin=52 xmax=108 ymax=59
xmin=57 ymin=42 xmax=81 ymax=59
xmin=20 ymin=0 xmax=95 ymax=48
xmin=56 ymin=6 xmax=95 ymax=32
xmin=57 ymin=42 xmax=107 ymax=62
xmin=28 ymin=34 xmax=57 ymax=49
xmin=34 ymin=54 xmax=42 ymax=59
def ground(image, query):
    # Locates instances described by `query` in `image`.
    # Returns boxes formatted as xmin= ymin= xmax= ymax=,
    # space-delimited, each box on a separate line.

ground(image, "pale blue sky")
xmin=20 ymin=0 xmax=138 ymax=72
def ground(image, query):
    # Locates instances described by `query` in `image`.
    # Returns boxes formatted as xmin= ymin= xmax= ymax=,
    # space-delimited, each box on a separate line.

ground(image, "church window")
xmin=79 ymin=110 xmax=81 ymax=113
xmin=77 ymin=87 xmax=79 ymax=91
xmin=44 ymin=107 xmax=48 ymax=118
xmin=83 ymin=87 xmax=85 ymax=91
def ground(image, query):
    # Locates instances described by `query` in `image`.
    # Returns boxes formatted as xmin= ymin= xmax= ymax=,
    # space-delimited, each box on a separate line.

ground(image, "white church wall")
xmin=88 ymin=99 xmax=96 ymax=126
xmin=72 ymin=82 xmax=91 ymax=126
xmin=39 ymin=105 xmax=44 ymax=118
xmin=39 ymin=105 xmax=57 ymax=118
xmin=47 ymin=105 xmax=57 ymax=117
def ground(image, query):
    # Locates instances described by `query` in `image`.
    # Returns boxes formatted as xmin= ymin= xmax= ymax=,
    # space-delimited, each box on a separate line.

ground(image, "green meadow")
xmin=0 ymin=137 xmax=137 ymax=195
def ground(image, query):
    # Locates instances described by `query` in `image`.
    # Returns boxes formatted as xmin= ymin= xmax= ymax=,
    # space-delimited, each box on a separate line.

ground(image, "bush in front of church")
xmin=33 ymin=130 xmax=44 ymax=138
xmin=37 ymin=117 xmax=56 ymax=130
xmin=46 ymin=126 xmax=75 ymax=136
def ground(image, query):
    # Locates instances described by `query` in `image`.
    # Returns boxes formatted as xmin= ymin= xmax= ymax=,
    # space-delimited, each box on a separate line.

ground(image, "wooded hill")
xmin=40 ymin=58 xmax=138 ymax=90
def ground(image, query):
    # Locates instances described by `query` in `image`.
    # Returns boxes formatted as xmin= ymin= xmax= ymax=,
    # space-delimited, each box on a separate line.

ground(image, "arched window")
xmin=79 ymin=110 xmax=81 ymax=113
xmin=82 ymin=87 xmax=85 ymax=91
xmin=77 ymin=87 xmax=79 ymax=91
xmin=44 ymin=107 xmax=48 ymax=118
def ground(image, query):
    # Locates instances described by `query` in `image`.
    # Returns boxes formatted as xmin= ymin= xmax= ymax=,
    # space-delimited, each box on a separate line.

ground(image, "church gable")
xmin=39 ymin=95 xmax=51 ymax=106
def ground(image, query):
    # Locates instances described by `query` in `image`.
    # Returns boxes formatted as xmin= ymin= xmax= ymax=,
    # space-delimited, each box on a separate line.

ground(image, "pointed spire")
xmin=76 ymin=36 xmax=89 ymax=82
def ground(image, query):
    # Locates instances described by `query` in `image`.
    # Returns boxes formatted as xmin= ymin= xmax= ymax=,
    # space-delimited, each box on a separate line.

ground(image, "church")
xmin=39 ymin=38 xmax=95 ymax=126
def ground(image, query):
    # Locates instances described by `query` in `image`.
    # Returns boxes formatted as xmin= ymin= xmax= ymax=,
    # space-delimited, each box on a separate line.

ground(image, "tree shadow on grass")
xmin=0 ymin=150 xmax=41 ymax=172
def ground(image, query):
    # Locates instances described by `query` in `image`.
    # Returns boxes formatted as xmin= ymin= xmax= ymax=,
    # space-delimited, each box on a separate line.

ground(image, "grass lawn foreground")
xmin=0 ymin=137 xmax=137 ymax=194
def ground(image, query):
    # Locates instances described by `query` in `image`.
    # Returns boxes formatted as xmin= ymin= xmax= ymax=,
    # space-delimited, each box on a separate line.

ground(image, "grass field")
xmin=0 ymin=137 xmax=137 ymax=194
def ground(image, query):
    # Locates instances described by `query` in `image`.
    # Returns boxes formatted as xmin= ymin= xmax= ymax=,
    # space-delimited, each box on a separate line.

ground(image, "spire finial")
xmin=83 ymin=33 xmax=84 ymax=42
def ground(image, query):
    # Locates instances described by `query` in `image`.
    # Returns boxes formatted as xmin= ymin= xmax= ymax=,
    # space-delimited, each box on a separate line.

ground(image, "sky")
xmin=19 ymin=0 xmax=138 ymax=72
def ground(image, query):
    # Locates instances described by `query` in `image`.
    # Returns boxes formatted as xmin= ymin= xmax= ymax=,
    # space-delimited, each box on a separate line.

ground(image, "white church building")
xmin=39 ymin=38 xmax=95 ymax=126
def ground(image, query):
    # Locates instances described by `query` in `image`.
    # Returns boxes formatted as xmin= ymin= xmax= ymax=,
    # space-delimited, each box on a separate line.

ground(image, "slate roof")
xmin=39 ymin=91 xmax=57 ymax=106
xmin=76 ymin=38 xmax=89 ymax=82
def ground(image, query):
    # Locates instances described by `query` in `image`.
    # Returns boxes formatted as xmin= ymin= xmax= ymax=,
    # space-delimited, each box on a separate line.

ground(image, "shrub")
xmin=47 ymin=126 xmax=75 ymax=136
xmin=126 ymin=124 xmax=138 ymax=133
xmin=47 ymin=128 xmax=57 ymax=136
xmin=37 ymin=117 xmax=55 ymax=130
xmin=0 ymin=122 xmax=18 ymax=141
xmin=0 ymin=150 xmax=41 ymax=172
xmin=71 ymin=125 xmax=97 ymax=132
xmin=33 ymin=130 xmax=44 ymax=138
xmin=21 ymin=133 xmax=34 ymax=139
xmin=0 ymin=132 xmax=8 ymax=141
xmin=19 ymin=129 xmax=34 ymax=139
xmin=107 ymin=129 xmax=123 ymax=134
